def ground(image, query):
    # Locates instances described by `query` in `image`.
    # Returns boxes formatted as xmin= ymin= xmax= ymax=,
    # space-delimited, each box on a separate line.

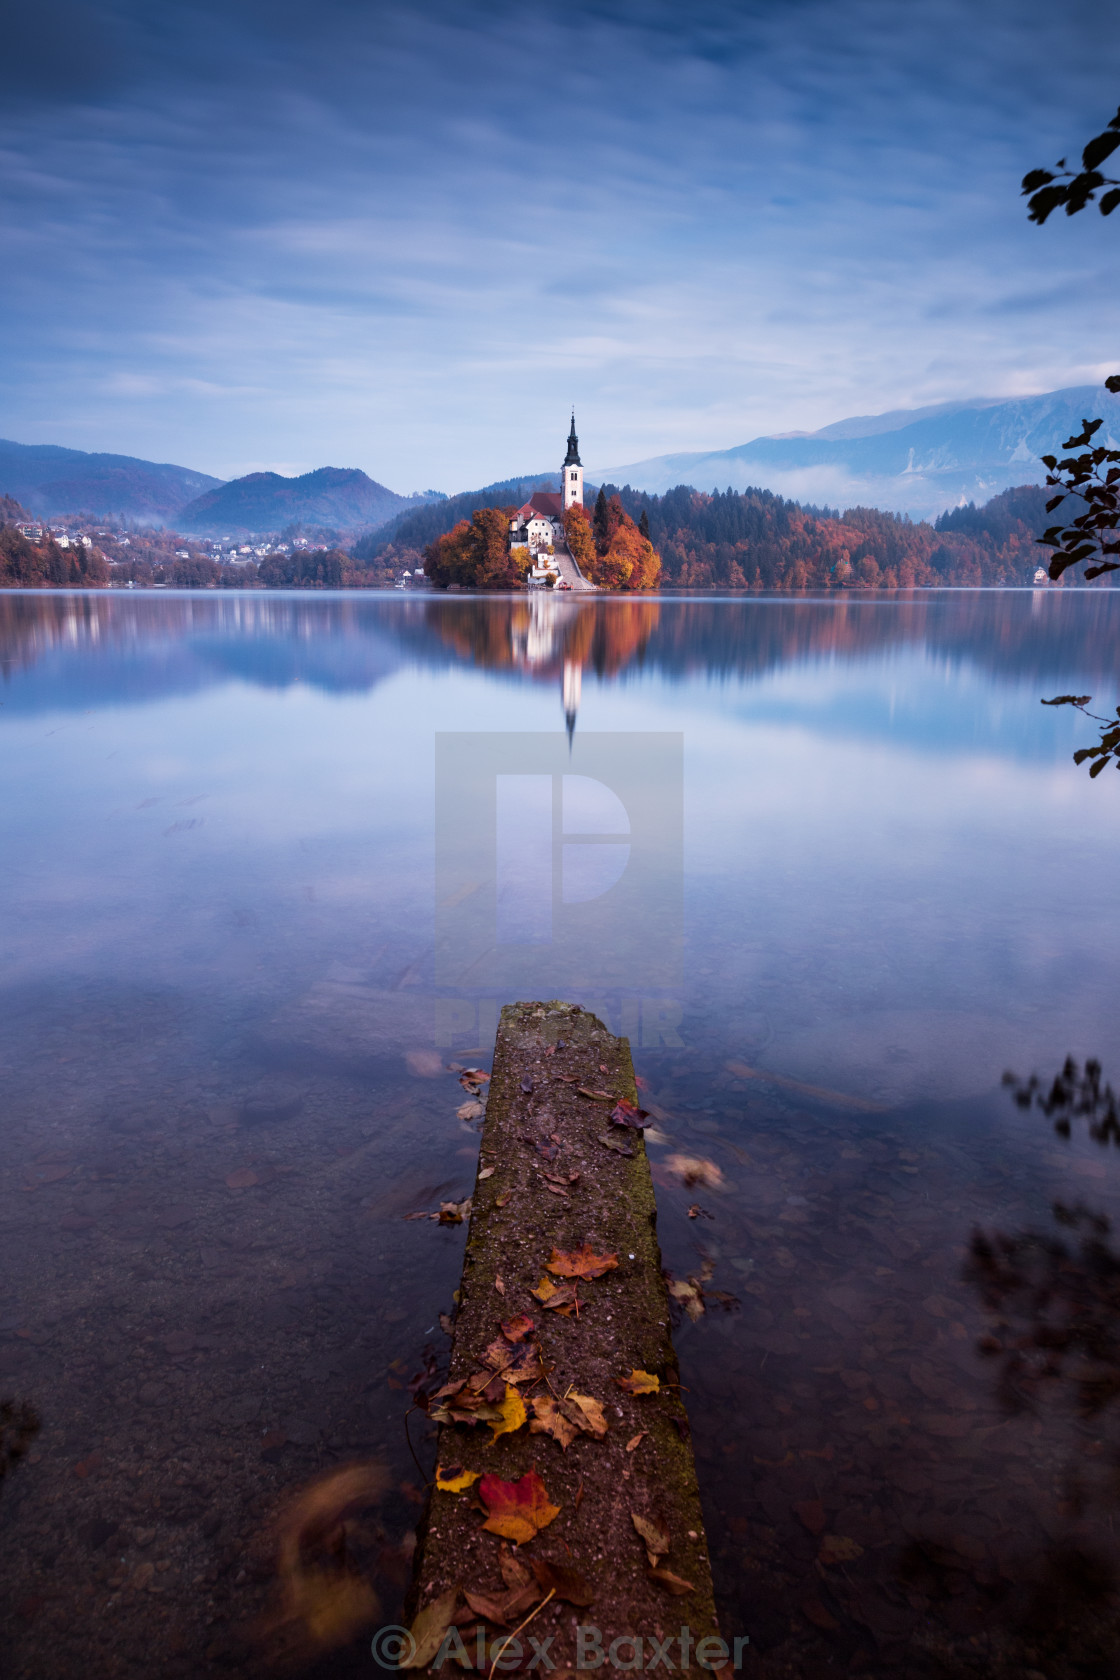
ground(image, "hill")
xmin=0 ymin=439 xmax=223 ymax=523
xmin=599 ymin=482 xmax=1053 ymax=589
xmin=592 ymin=386 xmax=1120 ymax=521
xmin=178 ymin=466 xmax=440 ymax=535
xmin=353 ymin=472 xmax=586 ymax=560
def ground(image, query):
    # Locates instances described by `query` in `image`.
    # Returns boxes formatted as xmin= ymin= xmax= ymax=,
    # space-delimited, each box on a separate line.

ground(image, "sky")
xmin=1 ymin=0 xmax=1118 ymax=492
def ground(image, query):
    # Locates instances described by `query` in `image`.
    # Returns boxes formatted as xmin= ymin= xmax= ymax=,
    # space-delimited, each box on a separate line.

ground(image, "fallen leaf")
xmin=495 ymin=1194 xmax=512 ymax=1209
xmin=479 ymin=1167 xmax=496 ymax=1180
xmin=665 ymin=1155 xmax=723 ymax=1190
xmin=463 ymin=1588 xmax=514 ymax=1626
xmin=687 ymin=1203 xmax=714 ymax=1220
xmin=438 ymin=1312 xmax=455 ymax=1336
xmin=800 ymin=1600 xmax=840 ymax=1632
xmin=489 ymin=1385 xmax=527 ymax=1445
xmin=532 ymin=1276 xmax=583 ymax=1316
xmin=546 ymin=1244 xmax=618 ymax=1280
xmin=438 ymin=1198 xmax=471 ymax=1225
xmin=460 ymin=1069 xmax=490 ymax=1089
xmin=399 ymin=1587 xmax=460 ymax=1668
xmin=625 ymin=1432 xmax=648 ymax=1453
xmin=499 ymin=1547 xmax=534 ymax=1592
xmin=616 ymin=1369 xmax=659 ymax=1396
xmin=648 ymin=1567 xmax=694 ymax=1596
xmin=818 ymin=1535 xmax=864 ymax=1566
xmin=457 ymin=1101 xmax=484 ymax=1121
xmin=794 ymin=1500 xmax=826 ymax=1536
xmin=563 ymin=1393 xmax=608 ymax=1439
xmin=598 ymin=1132 xmax=634 ymax=1157
xmin=577 ymin=1088 xmax=615 ymax=1102
xmin=530 ymin=1397 xmax=580 ymax=1451
xmin=631 ymin=1511 xmax=670 ymax=1565
xmin=500 ymin=1315 xmax=536 ymax=1343
xmin=226 ymin=1167 xmax=259 ymax=1189
xmin=544 ymin=1183 xmax=570 ymax=1197
xmin=528 ymin=1558 xmax=594 ymax=1607
xmin=435 ymin=1466 xmax=480 ymax=1493
xmin=554 ymin=1073 xmax=577 ymax=1084
xmin=494 ymin=1274 xmax=505 ymax=1294
xmin=667 ymin=1278 xmax=705 ymax=1322
xmin=480 ymin=1470 xmax=560 ymax=1544
xmin=609 ymin=1100 xmax=649 ymax=1131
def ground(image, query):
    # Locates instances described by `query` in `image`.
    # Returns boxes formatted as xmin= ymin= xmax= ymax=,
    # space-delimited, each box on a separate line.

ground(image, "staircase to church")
xmin=553 ymin=541 xmax=598 ymax=590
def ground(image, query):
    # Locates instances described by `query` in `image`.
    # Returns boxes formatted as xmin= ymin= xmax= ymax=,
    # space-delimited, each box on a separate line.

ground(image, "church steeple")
xmin=562 ymin=412 xmax=584 ymax=510
xmin=563 ymin=412 xmax=581 ymax=468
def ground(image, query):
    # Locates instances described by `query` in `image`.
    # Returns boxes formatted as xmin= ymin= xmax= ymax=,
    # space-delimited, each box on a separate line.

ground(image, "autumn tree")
xmin=424 ymin=506 xmax=520 ymax=591
xmin=564 ymin=504 xmax=597 ymax=578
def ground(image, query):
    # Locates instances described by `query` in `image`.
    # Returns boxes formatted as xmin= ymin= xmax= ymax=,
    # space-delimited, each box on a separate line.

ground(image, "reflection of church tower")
xmin=562 ymin=413 xmax=583 ymax=511
xmin=562 ymin=658 xmax=582 ymax=748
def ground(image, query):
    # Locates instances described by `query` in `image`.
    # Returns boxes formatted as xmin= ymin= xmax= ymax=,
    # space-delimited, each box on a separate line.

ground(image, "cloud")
xmin=0 ymin=0 xmax=1117 ymax=490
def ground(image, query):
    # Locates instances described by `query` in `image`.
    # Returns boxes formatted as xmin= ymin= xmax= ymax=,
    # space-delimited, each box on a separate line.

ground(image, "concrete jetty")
xmin=403 ymin=1002 xmax=723 ymax=1673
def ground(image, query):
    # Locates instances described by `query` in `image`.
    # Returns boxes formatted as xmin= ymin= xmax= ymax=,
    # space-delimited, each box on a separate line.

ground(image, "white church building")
xmin=508 ymin=415 xmax=584 ymax=568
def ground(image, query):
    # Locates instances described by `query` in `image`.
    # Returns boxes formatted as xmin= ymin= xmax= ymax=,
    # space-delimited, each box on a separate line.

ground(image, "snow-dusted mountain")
xmin=593 ymin=385 xmax=1120 ymax=520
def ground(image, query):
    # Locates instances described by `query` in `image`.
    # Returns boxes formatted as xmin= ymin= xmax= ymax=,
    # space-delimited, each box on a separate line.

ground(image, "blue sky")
xmin=1 ymin=0 xmax=1118 ymax=491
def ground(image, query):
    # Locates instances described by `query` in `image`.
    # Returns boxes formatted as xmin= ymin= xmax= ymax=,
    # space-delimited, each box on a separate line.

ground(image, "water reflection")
xmin=1 ymin=590 xmax=1120 ymax=1676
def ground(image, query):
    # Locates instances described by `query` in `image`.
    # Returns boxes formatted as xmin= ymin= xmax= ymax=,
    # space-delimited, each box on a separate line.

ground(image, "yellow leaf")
xmin=616 ymin=1368 xmax=660 ymax=1396
xmin=435 ymin=1466 xmax=481 ymax=1493
xmin=531 ymin=1275 xmax=558 ymax=1304
xmin=564 ymin=1393 xmax=608 ymax=1438
xmin=489 ymin=1384 xmax=527 ymax=1445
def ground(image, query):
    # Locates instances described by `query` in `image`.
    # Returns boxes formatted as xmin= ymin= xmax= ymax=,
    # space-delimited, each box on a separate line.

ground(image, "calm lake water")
xmin=2 ymin=587 xmax=1120 ymax=1679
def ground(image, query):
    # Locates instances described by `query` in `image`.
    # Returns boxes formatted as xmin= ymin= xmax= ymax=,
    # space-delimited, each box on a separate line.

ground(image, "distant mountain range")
xmin=177 ymin=467 xmax=439 ymax=534
xmin=0 ymin=439 xmax=222 ymax=523
xmin=592 ymin=385 xmax=1120 ymax=520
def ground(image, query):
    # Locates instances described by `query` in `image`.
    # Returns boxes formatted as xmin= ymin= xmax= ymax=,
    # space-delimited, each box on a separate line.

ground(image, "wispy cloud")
xmin=0 ymin=0 xmax=1117 ymax=490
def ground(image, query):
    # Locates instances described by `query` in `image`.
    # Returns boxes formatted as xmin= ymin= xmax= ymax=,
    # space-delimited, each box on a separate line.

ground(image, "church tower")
xmin=562 ymin=413 xmax=583 ymax=511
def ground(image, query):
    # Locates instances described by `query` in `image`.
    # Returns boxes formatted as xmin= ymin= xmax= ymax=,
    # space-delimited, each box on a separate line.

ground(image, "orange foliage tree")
xmin=424 ymin=507 xmax=520 ymax=590
xmin=568 ymin=496 xmax=660 ymax=591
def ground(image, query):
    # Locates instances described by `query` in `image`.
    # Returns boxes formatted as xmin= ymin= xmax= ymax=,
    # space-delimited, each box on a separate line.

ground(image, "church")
xmin=508 ymin=414 xmax=584 ymax=558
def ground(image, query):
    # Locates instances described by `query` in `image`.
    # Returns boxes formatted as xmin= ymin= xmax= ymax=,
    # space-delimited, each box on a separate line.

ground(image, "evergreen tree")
xmin=639 ymin=507 xmax=651 ymax=541
xmin=593 ymin=487 xmax=610 ymax=554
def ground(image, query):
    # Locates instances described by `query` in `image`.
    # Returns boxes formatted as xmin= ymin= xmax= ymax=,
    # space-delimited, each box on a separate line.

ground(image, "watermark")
xmin=371 ymin=1623 xmax=748 ymax=1671
xmin=434 ymin=733 xmax=683 ymax=1047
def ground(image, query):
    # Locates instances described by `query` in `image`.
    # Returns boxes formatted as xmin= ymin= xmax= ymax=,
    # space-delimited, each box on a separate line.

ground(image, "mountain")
xmin=592 ymin=385 xmax=1120 ymax=521
xmin=0 ymin=439 xmax=223 ymax=523
xmin=178 ymin=467 xmax=439 ymax=535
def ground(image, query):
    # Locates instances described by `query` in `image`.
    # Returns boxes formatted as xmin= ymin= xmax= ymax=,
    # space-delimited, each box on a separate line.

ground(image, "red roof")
xmin=528 ymin=491 xmax=564 ymax=519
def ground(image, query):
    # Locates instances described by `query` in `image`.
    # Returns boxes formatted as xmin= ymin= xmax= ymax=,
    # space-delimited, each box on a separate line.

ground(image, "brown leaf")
xmin=665 ymin=1154 xmax=724 ymax=1189
xmin=544 ymin=1183 xmax=570 ymax=1197
xmin=528 ymin=1558 xmax=594 ymax=1607
xmin=500 ymin=1314 xmax=536 ymax=1343
xmin=457 ymin=1101 xmax=484 ymax=1121
xmin=609 ymin=1099 xmax=649 ymax=1130
xmin=546 ymin=1244 xmax=618 ymax=1280
xmin=532 ymin=1276 xmax=583 ymax=1316
xmin=818 ymin=1535 xmax=864 ymax=1566
xmin=498 ymin=1546 xmax=534 ymax=1592
xmin=794 ymin=1500 xmax=826 ymax=1536
xmin=530 ymin=1397 xmax=580 ymax=1451
xmin=399 ymin=1587 xmax=460 ymax=1668
xmin=495 ymin=1193 xmax=512 ymax=1209
xmin=494 ymin=1274 xmax=505 ymax=1294
xmin=463 ymin=1589 xmax=514 ymax=1626
xmin=625 ymin=1432 xmax=648 ymax=1453
xmin=668 ymin=1277 xmax=705 ymax=1322
xmin=478 ymin=1167 xmax=496 ymax=1180
xmin=598 ymin=1132 xmax=634 ymax=1157
xmin=648 ymin=1567 xmax=694 ymax=1596
xmin=562 ymin=1393 xmax=608 ymax=1439
xmin=438 ymin=1198 xmax=471 ymax=1225
xmin=577 ymin=1088 xmax=615 ymax=1102
xmin=631 ymin=1511 xmax=670 ymax=1565
xmin=479 ymin=1470 xmax=561 ymax=1544
xmin=800 ymin=1599 xmax=840 ymax=1632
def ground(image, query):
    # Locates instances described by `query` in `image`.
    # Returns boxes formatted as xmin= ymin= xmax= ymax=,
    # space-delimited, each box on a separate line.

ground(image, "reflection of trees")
xmin=421 ymin=596 xmax=661 ymax=681
xmin=966 ymin=1062 xmax=1120 ymax=1464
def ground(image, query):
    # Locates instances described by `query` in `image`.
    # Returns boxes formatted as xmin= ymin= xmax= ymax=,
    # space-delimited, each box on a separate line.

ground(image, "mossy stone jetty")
xmin=405 ymin=1001 xmax=723 ymax=1673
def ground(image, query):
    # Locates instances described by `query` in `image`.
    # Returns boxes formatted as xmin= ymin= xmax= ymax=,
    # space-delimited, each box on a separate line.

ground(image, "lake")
xmin=2 ymin=586 xmax=1120 ymax=1678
